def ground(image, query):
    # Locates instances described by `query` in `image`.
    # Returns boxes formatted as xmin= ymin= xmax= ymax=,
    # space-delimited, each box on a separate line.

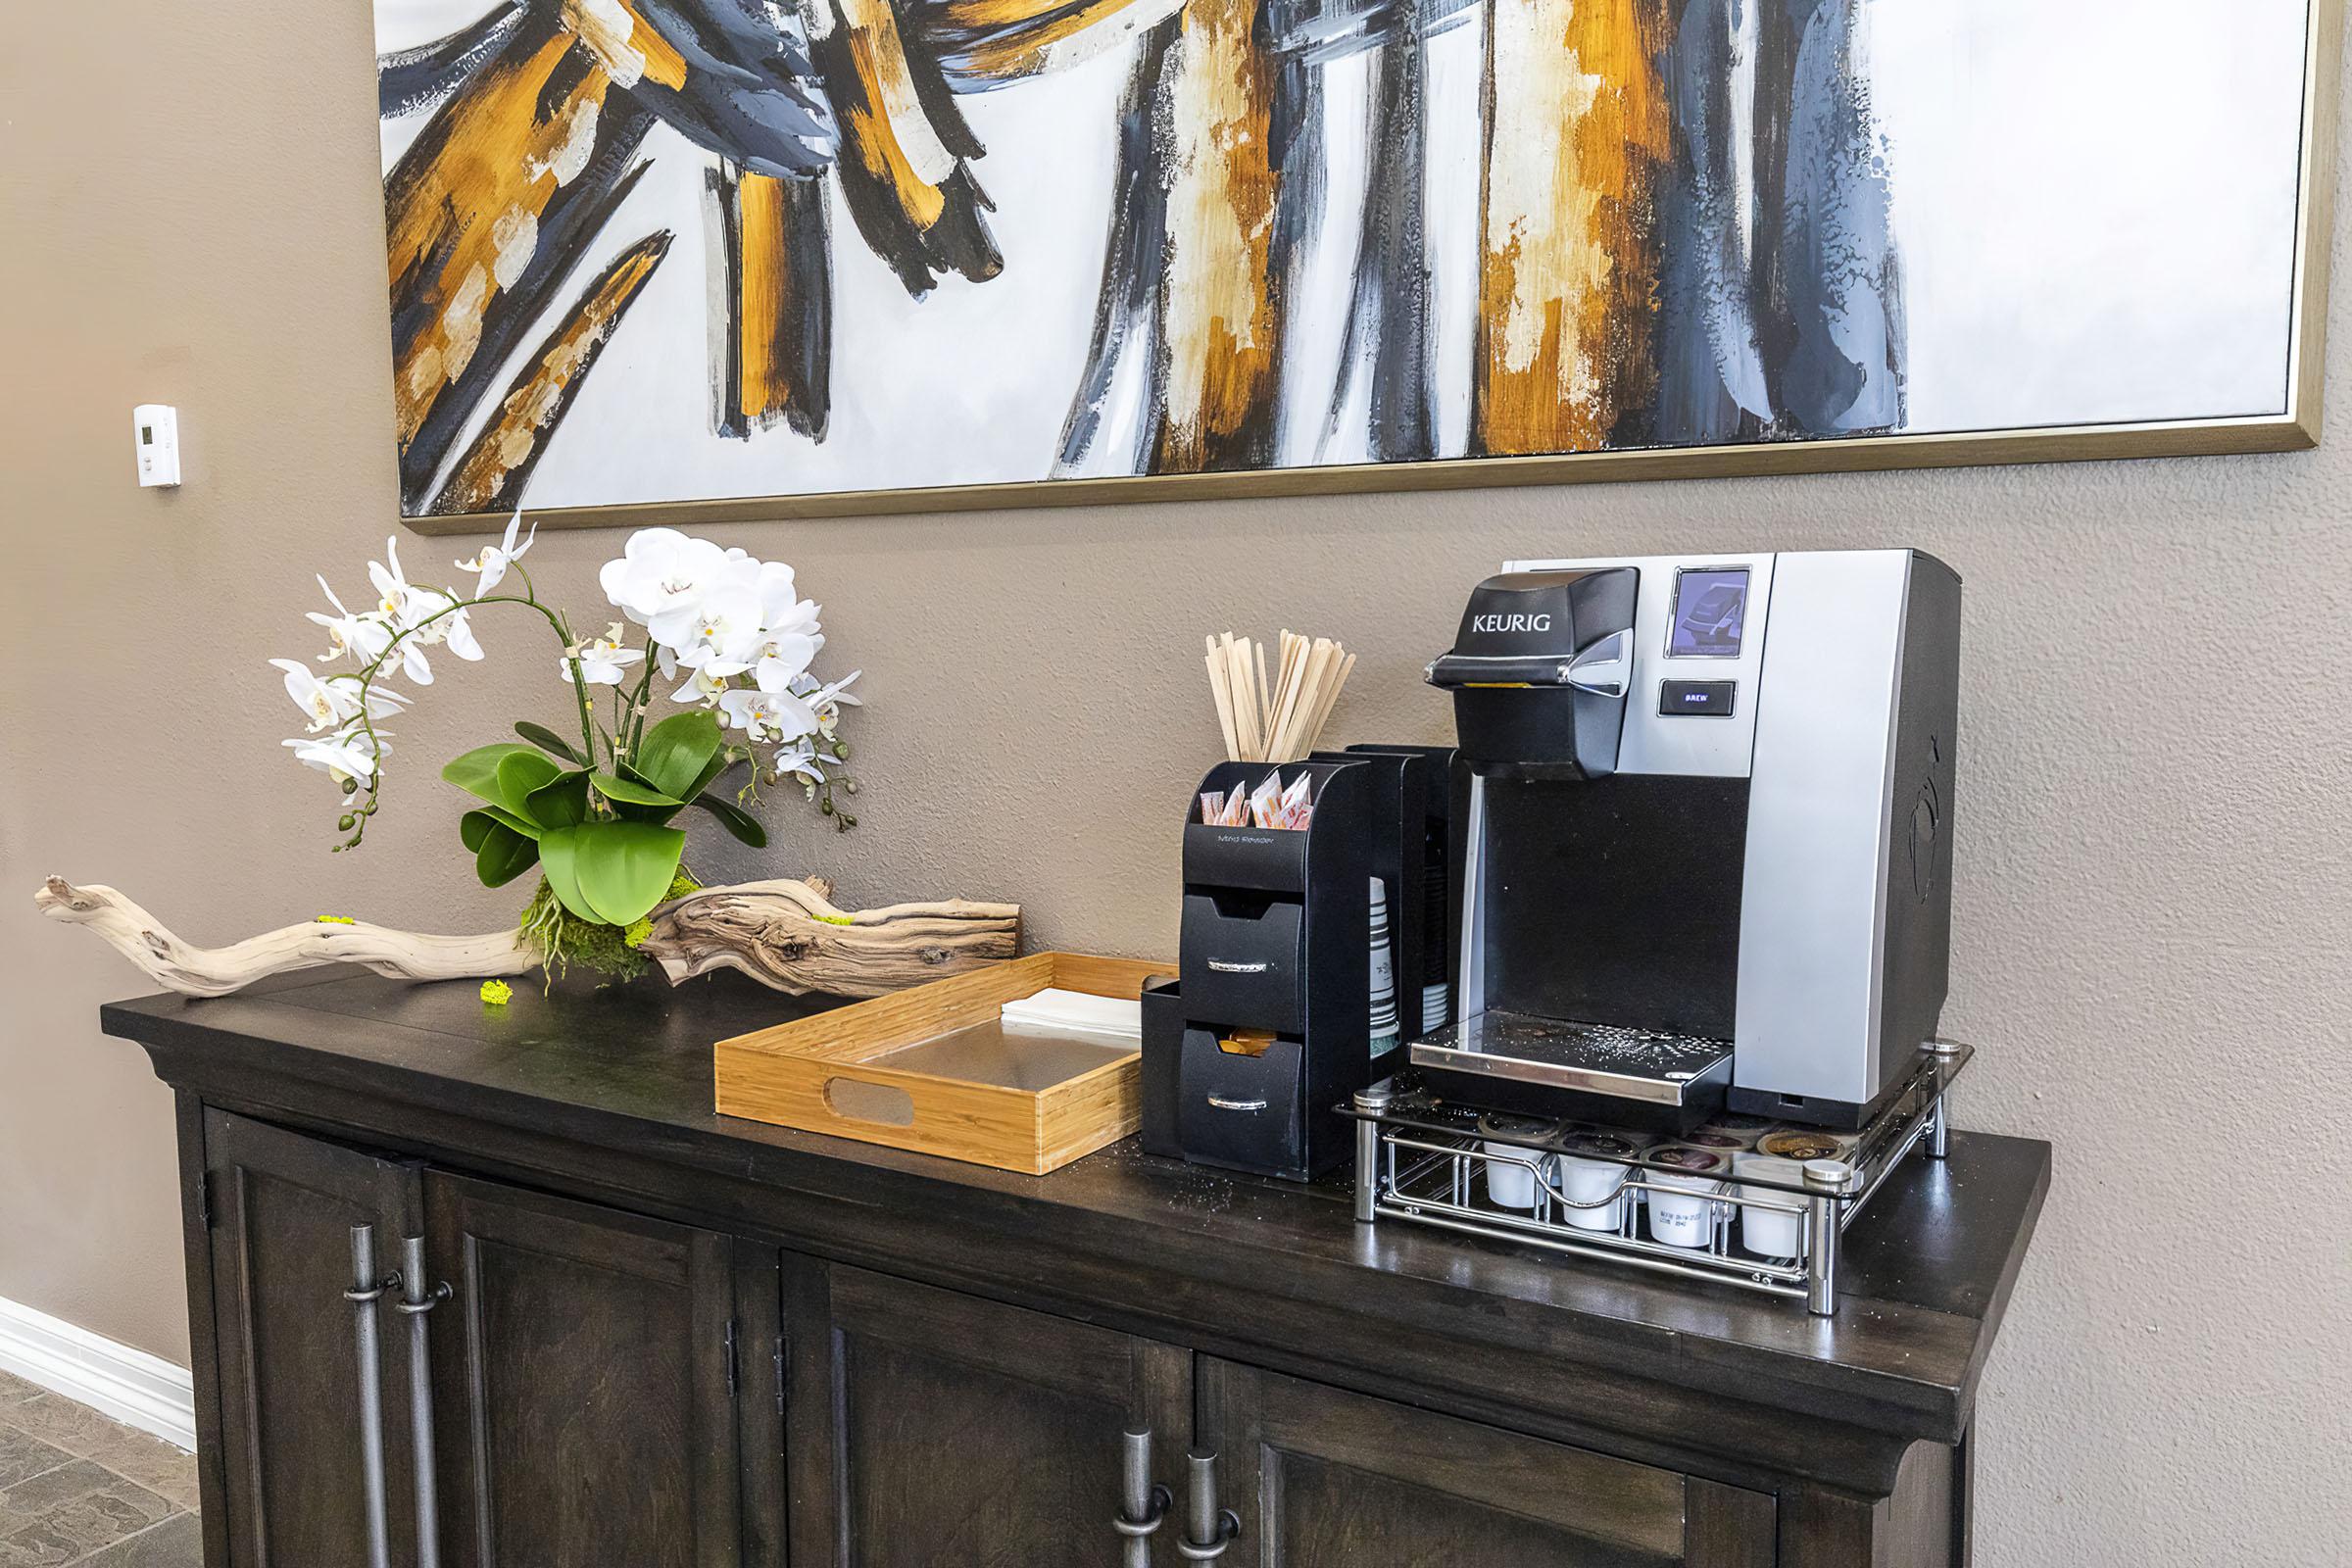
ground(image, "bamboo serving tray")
xmin=713 ymin=953 xmax=1172 ymax=1175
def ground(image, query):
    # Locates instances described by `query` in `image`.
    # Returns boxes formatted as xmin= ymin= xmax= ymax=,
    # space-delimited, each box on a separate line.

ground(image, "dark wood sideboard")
xmin=101 ymin=968 xmax=2048 ymax=1568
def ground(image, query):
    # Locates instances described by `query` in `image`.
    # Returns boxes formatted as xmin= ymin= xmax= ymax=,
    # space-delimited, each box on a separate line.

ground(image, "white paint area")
xmin=371 ymin=0 xmax=2322 ymax=507
xmin=1866 ymin=0 xmax=2310 ymax=429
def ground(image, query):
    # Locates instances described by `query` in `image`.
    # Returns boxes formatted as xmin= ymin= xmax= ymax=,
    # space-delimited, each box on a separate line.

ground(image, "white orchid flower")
xmin=561 ymin=625 xmax=645 ymax=686
xmin=670 ymin=666 xmax=729 ymax=708
xmin=272 ymin=660 xmax=408 ymax=733
xmin=718 ymin=685 xmax=818 ymax=744
xmin=667 ymin=582 xmax=765 ymax=675
xmin=772 ymin=735 xmax=839 ymax=786
xmin=456 ymin=511 xmax=535 ymax=594
xmin=599 ymin=528 xmax=734 ymax=636
xmin=284 ymin=725 xmax=391 ymax=782
xmin=799 ymin=670 xmax=862 ymax=730
xmin=307 ymin=577 xmax=395 ymax=665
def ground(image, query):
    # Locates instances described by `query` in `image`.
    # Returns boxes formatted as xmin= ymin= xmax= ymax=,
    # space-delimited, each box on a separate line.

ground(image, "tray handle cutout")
xmin=824 ymin=1075 xmax=916 ymax=1127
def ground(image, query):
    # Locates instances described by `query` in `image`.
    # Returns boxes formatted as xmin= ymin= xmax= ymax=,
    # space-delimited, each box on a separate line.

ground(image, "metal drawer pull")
xmin=1176 ymin=1448 xmax=1240 ymax=1562
xmin=345 ymin=1225 xmax=395 ymax=1568
xmin=398 ymin=1238 xmax=450 ymax=1568
xmin=1112 ymin=1429 xmax=1171 ymax=1568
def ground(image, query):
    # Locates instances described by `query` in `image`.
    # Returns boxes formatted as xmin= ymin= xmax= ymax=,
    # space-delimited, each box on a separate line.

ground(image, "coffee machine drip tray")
xmin=1410 ymin=1010 xmax=1735 ymax=1108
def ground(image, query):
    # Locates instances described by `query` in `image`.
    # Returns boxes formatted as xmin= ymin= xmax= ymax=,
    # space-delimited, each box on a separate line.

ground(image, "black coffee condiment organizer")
xmin=1144 ymin=758 xmax=1387 ymax=1181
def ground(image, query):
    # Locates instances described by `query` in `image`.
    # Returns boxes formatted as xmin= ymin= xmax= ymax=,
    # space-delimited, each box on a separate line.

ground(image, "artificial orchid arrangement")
xmin=273 ymin=520 xmax=861 ymax=976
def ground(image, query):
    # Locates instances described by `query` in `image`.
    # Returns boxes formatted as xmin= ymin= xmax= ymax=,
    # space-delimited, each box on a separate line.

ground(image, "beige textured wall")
xmin=3 ymin=5 xmax=2348 ymax=1564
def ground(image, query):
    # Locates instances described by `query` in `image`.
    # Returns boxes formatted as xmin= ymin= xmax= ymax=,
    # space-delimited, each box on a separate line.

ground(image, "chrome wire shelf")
xmin=1345 ymin=1042 xmax=1969 ymax=1315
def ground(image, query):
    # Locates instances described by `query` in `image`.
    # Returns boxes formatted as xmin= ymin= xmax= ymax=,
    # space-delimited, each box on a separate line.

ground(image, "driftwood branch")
xmin=33 ymin=878 xmax=532 ymax=998
xmin=35 ymin=876 xmax=1020 ymax=1001
xmin=636 ymin=879 xmax=1021 ymax=996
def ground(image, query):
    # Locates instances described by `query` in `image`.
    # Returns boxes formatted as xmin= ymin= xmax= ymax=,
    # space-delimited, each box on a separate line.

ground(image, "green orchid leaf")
xmin=683 ymin=749 xmax=735 ymax=806
xmin=494 ymin=748 xmax=565 ymax=813
xmin=472 ymin=820 xmax=540 ymax=888
xmin=534 ymin=827 xmax=599 ymax=923
xmin=524 ymin=769 xmax=590 ymax=830
xmin=514 ymin=721 xmax=586 ymax=764
xmin=442 ymin=744 xmax=542 ymax=810
xmin=568 ymin=820 xmax=687 ymax=926
xmin=589 ymin=772 xmax=684 ymax=808
xmin=689 ymin=792 xmax=768 ymax=848
xmin=634 ymin=711 xmax=723 ymax=802
xmin=463 ymin=805 xmax=540 ymax=845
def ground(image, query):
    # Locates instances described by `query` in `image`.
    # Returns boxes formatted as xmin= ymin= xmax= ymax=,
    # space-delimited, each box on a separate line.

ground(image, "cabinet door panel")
xmin=1200 ymin=1358 xmax=1773 ymax=1568
xmin=784 ymin=1261 xmax=1189 ymax=1568
xmin=203 ymin=1110 xmax=422 ymax=1568
xmin=425 ymin=1173 xmax=742 ymax=1568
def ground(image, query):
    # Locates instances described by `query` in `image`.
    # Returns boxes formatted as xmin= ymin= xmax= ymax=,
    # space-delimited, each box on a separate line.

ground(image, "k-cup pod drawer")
xmin=1179 ymin=894 xmax=1305 ymax=1034
xmin=1175 ymin=1028 xmax=1308 ymax=1181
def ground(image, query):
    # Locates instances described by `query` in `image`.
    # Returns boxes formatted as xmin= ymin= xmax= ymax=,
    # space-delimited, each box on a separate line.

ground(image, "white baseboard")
xmin=0 ymin=1296 xmax=196 ymax=1451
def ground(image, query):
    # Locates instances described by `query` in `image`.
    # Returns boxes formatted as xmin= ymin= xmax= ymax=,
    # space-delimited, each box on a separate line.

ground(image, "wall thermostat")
xmin=132 ymin=405 xmax=181 ymax=487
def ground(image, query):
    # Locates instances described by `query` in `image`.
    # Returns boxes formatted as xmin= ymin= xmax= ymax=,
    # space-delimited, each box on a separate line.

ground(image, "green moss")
xmin=515 ymin=868 xmax=702 ymax=986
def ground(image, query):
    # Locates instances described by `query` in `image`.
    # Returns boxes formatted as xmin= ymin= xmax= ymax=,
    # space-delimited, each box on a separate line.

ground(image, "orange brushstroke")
xmin=736 ymin=172 xmax=818 ymax=429
xmin=1153 ymin=0 xmax=1279 ymax=473
xmin=385 ymin=26 xmax=613 ymax=449
xmin=836 ymin=0 xmax=956 ymax=231
xmin=1475 ymin=0 xmax=1672 ymax=455
xmin=945 ymin=0 xmax=1143 ymax=78
xmin=436 ymin=234 xmax=669 ymax=514
xmin=559 ymin=0 xmax=689 ymax=90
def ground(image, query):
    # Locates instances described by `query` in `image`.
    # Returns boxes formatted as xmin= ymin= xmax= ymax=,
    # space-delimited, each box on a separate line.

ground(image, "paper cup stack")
xmin=1368 ymin=878 xmax=1398 ymax=1059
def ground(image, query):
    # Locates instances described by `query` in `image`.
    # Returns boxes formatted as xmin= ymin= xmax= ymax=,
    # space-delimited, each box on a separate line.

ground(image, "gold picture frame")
xmin=396 ymin=0 xmax=2343 ymax=539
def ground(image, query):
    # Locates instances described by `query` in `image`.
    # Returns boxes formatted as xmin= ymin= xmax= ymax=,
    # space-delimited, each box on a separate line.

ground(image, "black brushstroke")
xmin=427 ymin=229 xmax=677 ymax=516
xmin=378 ymin=3 xmax=527 ymax=119
xmin=623 ymin=0 xmax=837 ymax=176
xmin=706 ymin=163 xmax=834 ymax=440
xmin=813 ymin=0 xmax=1002 ymax=295
xmin=394 ymin=74 xmax=659 ymax=510
xmin=1654 ymin=0 xmax=1770 ymax=445
xmin=1327 ymin=0 xmax=1434 ymax=462
xmin=1229 ymin=3 xmax=1324 ymax=471
xmin=1054 ymin=16 xmax=1178 ymax=473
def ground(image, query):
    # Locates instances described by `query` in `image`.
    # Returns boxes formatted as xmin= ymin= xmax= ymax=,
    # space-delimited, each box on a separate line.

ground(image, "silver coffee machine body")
xmin=1419 ymin=549 xmax=1960 ymax=1131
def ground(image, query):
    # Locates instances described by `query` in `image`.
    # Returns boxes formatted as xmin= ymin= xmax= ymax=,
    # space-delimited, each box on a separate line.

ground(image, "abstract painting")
xmin=373 ymin=0 xmax=2337 ymax=524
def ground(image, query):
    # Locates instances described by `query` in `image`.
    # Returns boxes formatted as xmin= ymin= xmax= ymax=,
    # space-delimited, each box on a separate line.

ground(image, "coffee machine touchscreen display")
xmin=1668 ymin=568 xmax=1749 ymax=657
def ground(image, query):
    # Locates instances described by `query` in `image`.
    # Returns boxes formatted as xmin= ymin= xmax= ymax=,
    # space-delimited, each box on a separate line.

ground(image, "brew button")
xmin=1658 ymin=680 xmax=1737 ymax=716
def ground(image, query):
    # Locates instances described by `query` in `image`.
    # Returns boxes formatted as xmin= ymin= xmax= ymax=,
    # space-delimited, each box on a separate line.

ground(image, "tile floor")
xmin=0 ymin=1372 xmax=199 ymax=1567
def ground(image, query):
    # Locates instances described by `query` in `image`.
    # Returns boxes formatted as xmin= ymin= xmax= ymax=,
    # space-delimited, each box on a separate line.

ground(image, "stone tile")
xmin=0 ymin=1431 xmax=70 ymax=1494
xmin=0 ymin=1401 xmax=124 ymax=1466
xmin=0 ymin=1462 xmax=172 ymax=1565
xmin=0 ymin=1377 xmax=38 ymax=1410
xmin=70 ymin=1512 xmax=201 ymax=1568
xmin=59 ymin=1436 xmax=192 ymax=1518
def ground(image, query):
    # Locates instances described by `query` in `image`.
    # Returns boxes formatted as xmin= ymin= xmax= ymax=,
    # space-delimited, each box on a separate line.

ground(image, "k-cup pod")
xmin=1552 ymin=1130 xmax=1640 ymax=1232
xmin=1477 ymin=1113 xmax=1556 ymax=1213
xmin=1678 ymin=1129 xmax=1747 ymax=1152
xmin=1757 ymin=1130 xmax=1856 ymax=1163
xmin=1731 ymin=1148 xmax=1811 ymax=1258
xmin=1692 ymin=1112 xmax=1777 ymax=1150
xmin=1642 ymin=1146 xmax=1728 ymax=1250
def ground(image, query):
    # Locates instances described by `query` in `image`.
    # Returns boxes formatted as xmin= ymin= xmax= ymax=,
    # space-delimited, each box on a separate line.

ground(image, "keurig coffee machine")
xmin=1419 ymin=550 xmax=1960 ymax=1132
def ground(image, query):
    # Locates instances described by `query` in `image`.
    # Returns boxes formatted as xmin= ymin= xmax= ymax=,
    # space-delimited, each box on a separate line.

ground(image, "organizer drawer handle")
xmin=1112 ymin=1429 xmax=1172 ymax=1568
xmin=1205 ymin=959 xmax=1270 ymax=974
xmin=1177 ymin=1448 xmax=1241 ymax=1562
xmin=344 ymin=1225 xmax=396 ymax=1568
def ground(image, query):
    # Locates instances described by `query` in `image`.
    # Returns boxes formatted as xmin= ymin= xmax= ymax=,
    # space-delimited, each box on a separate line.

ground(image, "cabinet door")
xmin=1199 ymin=1358 xmax=1775 ymax=1568
xmin=423 ymin=1172 xmax=760 ymax=1568
xmin=783 ymin=1261 xmax=1190 ymax=1567
xmin=202 ymin=1110 xmax=423 ymax=1568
